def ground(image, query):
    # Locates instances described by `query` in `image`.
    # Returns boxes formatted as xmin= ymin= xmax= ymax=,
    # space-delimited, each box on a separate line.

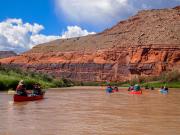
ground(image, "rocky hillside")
xmin=26 ymin=6 xmax=180 ymax=53
xmin=0 ymin=51 xmax=17 ymax=59
xmin=0 ymin=6 xmax=180 ymax=82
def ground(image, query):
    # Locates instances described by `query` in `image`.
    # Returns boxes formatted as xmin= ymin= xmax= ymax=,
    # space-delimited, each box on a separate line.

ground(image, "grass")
xmin=141 ymin=81 xmax=180 ymax=88
xmin=0 ymin=66 xmax=73 ymax=91
xmin=123 ymin=70 xmax=180 ymax=88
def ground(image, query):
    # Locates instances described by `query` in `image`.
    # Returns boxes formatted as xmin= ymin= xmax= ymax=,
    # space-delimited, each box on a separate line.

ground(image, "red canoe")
xmin=14 ymin=94 xmax=44 ymax=102
xmin=129 ymin=91 xmax=142 ymax=95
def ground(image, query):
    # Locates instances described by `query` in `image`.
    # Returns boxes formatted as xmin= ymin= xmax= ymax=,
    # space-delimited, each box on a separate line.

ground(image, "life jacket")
xmin=106 ymin=87 xmax=113 ymax=93
xmin=16 ymin=85 xmax=24 ymax=91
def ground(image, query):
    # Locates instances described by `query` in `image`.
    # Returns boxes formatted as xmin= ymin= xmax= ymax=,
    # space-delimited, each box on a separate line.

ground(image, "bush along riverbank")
xmin=74 ymin=70 xmax=180 ymax=88
xmin=134 ymin=70 xmax=180 ymax=88
xmin=0 ymin=66 xmax=73 ymax=91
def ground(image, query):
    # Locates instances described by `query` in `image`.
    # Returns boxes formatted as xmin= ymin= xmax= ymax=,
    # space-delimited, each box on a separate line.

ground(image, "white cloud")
xmin=55 ymin=0 xmax=180 ymax=26
xmin=61 ymin=26 xmax=95 ymax=39
xmin=0 ymin=18 xmax=59 ymax=53
xmin=55 ymin=0 xmax=131 ymax=24
xmin=31 ymin=34 xmax=59 ymax=46
xmin=0 ymin=18 xmax=95 ymax=53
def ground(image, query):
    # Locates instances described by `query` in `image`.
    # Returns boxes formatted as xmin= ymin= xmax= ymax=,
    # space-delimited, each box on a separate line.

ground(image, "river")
xmin=0 ymin=87 xmax=180 ymax=135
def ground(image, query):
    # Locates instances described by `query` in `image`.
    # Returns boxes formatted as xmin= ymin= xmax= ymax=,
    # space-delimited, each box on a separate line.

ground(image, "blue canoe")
xmin=160 ymin=90 xmax=168 ymax=94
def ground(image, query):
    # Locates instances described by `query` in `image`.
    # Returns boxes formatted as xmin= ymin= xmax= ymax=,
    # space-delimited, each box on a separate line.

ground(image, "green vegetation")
xmin=74 ymin=70 xmax=180 ymax=88
xmin=0 ymin=66 xmax=73 ymax=91
xmin=141 ymin=81 xmax=180 ymax=88
xmin=75 ymin=81 xmax=180 ymax=88
xmin=129 ymin=70 xmax=180 ymax=88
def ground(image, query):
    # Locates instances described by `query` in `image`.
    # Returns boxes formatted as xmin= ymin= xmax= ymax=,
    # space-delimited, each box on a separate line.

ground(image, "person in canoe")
xmin=32 ymin=83 xmax=43 ymax=95
xmin=106 ymin=85 xmax=113 ymax=93
xmin=164 ymin=86 xmax=169 ymax=92
xmin=113 ymin=86 xmax=119 ymax=92
xmin=128 ymin=84 xmax=134 ymax=91
xmin=133 ymin=84 xmax=141 ymax=91
xmin=160 ymin=86 xmax=164 ymax=91
xmin=159 ymin=86 xmax=168 ymax=94
xmin=16 ymin=80 xmax=27 ymax=96
xmin=150 ymin=86 xmax=154 ymax=90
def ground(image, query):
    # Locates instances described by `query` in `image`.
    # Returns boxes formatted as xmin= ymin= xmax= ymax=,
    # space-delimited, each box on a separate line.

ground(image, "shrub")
xmin=0 ymin=81 xmax=6 ymax=90
xmin=0 ymin=65 xmax=73 ymax=90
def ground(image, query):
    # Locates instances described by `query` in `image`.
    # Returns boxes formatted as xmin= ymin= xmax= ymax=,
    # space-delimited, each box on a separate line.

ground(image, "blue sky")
xmin=0 ymin=0 xmax=179 ymax=53
xmin=0 ymin=0 xmax=61 ymax=35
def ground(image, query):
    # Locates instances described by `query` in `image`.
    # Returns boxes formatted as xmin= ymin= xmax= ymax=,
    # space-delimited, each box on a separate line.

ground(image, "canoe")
xmin=160 ymin=90 xmax=168 ymax=94
xmin=112 ymin=89 xmax=119 ymax=93
xmin=14 ymin=93 xmax=44 ymax=102
xmin=129 ymin=91 xmax=142 ymax=95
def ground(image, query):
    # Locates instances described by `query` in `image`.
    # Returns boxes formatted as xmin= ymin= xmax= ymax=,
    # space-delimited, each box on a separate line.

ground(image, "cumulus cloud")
xmin=0 ymin=18 xmax=59 ymax=53
xmin=55 ymin=0 xmax=131 ymax=24
xmin=61 ymin=26 xmax=95 ymax=39
xmin=55 ymin=0 xmax=180 ymax=26
xmin=0 ymin=19 xmax=95 ymax=53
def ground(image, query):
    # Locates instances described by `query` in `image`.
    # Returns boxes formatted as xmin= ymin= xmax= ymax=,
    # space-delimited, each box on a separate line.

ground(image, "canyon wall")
xmin=1 ymin=44 xmax=179 ymax=82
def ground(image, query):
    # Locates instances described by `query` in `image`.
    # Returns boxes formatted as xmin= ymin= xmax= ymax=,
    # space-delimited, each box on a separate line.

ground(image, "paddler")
xmin=134 ymin=84 xmax=141 ymax=91
xmin=106 ymin=85 xmax=113 ymax=93
xmin=16 ymin=80 xmax=27 ymax=96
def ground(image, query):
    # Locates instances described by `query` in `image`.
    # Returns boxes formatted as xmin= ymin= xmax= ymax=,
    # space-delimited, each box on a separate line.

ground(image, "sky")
xmin=0 ymin=0 xmax=179 ymax=53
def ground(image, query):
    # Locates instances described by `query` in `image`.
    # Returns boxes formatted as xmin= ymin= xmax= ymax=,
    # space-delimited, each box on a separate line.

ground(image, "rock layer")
xmin=1 ymin=44 xmax=179 ymax=82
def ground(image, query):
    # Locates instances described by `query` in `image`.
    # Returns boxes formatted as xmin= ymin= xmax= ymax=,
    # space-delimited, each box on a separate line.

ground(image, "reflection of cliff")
xmin=0 ymin=6 xmax=180 ymax=82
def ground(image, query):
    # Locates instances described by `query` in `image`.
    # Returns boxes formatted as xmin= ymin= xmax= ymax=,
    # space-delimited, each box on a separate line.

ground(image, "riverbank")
xmin=0 ymin=66 xmax=73 ymax=91
xmin=73 ymin=81 xmax=180 ymax=88
xmin=3 ymin=86 xmax=179 ymax=92
xmin=1 ymin=65 xmax=179 ymax=91
xmin=48 ymin=86 xmax=180 ymax=91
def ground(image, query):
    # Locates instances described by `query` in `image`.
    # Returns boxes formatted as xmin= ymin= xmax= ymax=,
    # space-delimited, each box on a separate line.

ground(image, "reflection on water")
xmin=0 ymin=87 xmax=180 ymax=135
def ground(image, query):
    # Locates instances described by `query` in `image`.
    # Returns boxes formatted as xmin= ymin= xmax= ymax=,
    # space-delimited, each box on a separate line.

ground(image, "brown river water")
xmin=0 ymin=86 xmax=180 ymax=135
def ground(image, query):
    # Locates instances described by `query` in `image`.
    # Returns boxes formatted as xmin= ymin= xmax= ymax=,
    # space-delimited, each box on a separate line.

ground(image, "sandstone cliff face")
xmin=0 ymin=7 xmax=180 ymax=82
xmin=0 ymin=51 xmax=17 ymax=59
xmin=1 ymin=44 xmax=179 ymax=82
